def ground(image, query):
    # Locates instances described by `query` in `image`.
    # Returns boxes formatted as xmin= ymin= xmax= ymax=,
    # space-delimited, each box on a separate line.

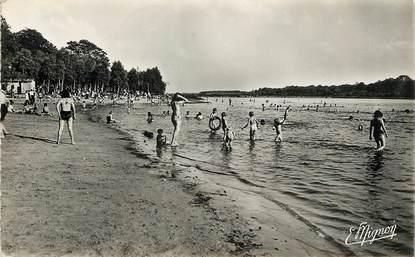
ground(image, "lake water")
xmin=99 ymin=97 xmax=414 ymax=256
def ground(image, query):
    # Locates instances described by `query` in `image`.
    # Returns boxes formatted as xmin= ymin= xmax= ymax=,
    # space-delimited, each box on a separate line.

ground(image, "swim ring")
xmin=209 ymin=116 xmax=221 ymax=131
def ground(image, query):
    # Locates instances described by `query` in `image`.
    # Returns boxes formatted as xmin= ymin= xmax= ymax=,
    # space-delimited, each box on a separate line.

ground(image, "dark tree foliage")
xmin=252 ymin=76 xmax=414 ymax=99
xmin=109 ymin=61 xmax=127 ymax=93
xmin=1 ymin=16 xmax=167 ymax=95
xmin=138 ymin=67 xmax=166 ymax=95
xmin=127 ymin=68 xmax=139 ymax=91
xmin=200 ymin=76 xmax=414 ymax=99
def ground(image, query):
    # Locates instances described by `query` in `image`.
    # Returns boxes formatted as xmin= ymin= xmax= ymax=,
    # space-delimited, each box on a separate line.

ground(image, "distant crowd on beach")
xmin=0 ymin=88 xmax=412 ymax=152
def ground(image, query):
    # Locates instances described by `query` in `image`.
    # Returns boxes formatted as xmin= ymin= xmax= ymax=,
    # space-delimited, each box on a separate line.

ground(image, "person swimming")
xmin=195 ymin=112 xmax=203 ymax=120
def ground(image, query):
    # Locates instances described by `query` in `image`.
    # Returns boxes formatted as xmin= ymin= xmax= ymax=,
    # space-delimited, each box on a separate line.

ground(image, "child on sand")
xmin=242 ymin=111 xmax=259 ymax=141
xmin=7 ymin=100 xmax=14 ymax=113
xmin=41 ymin=103 xmax=53 ymax=116
xmin=273 ymin=106 xmax=289 ymax=142
xmin=369 ymin=110 xmax=388 ymax=150
xmin=106 ymin=111 xmax=116 ymax=124
xmin=23 ymin=101 xmax=31 ymax=114
xmin=156 ymin=128 xmax=167 ymax=148
xmin=185 ymin=111 xmax=191 ymax=119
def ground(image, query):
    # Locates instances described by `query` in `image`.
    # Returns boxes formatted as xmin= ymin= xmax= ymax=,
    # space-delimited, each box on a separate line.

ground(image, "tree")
xmin=110 ymin=61 xmax=127 ymax=93
xmin=127 ymin=68 xmax=139 ymax=92
xmin=139 ymin=67 xmax=166 ymax=95
xmin=0 ymin=16 xmax=168 ymax=94
xmin=12 ymin=49 xmax=37 ymax=79
xmin=15 ymin=28 xmax=56 ymax=54
xmin=65 ymin=40 xmax=110 ymax=91
xmin=1 ymin=16 xmax=17 ymax=60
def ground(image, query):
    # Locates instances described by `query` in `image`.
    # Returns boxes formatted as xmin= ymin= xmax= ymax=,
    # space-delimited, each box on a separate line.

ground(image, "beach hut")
xmin=2 ymin=79 xmax=36 ymax=94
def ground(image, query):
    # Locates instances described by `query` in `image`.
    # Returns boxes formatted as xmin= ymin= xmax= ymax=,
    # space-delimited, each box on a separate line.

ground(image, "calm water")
xmin=104 ymin=97 xmax=414 ymax=256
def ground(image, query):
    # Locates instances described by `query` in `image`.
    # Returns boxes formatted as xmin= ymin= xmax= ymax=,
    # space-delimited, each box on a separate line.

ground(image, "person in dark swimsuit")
xmin=369 ymin=110 xmax=388 ymax=150
xmin=221 ymin=112 xmax=229 ymax=141
xmin=56 ymin=89 xmax=76 ymax=144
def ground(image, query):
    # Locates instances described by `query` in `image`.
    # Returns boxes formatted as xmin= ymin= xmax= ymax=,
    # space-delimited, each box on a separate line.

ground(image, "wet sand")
xmin=1 ymin=106 xmax=346 ymax=256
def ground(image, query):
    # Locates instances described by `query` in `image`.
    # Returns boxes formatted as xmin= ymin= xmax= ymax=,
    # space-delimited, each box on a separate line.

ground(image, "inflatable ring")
xmin=209 ymin=116 xmax=221 ymax=131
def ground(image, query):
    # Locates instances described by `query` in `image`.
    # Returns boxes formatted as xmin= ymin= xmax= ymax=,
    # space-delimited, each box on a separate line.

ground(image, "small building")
xmin=1 ymin=79 xmax=36 ymax=94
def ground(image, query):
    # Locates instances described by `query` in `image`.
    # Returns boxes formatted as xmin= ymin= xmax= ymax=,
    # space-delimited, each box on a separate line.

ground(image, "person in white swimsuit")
xmin=170 ymin=93 xmax=188 ymax=146
xmin=242 ymin=111 xmax=259 ymax=141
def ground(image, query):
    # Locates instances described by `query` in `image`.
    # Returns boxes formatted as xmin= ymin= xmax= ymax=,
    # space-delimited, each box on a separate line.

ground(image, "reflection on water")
xmin=369 ymin=151 xmax=385 ymax=172
xmin=115 ymin=97 xmax=414 ymax=256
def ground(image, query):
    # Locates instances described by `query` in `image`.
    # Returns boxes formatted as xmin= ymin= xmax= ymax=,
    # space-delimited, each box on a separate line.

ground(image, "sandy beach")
xmin=0 ymin=102 xmax=353 ymax=257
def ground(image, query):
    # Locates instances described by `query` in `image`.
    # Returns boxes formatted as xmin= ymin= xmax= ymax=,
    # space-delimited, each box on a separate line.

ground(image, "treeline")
xmin=252 ymin=75 xmax=414 ymax=99
xmin=199 ymin=76 xmax=414 ymax=99
xmin=1 ymin=16 xmax=166 ymax=95
xmin=199 ymin=90 xmax=250 ymax=97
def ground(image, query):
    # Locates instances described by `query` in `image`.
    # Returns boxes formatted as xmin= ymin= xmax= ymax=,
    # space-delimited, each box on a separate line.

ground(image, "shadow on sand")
xmin=10 ymin=134 xmax=56 ymax=144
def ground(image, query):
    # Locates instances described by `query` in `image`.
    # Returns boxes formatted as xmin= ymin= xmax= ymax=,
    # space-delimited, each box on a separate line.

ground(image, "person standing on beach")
xmin=56 ymin=89 xmax=76 ymax=145
xmin=0 ymin=90 xmax=10 ymax=139
xmin=170 ymin=93 xmax=189 ymax=146
xmin=0 ymin=89 xmax=10 ymax=122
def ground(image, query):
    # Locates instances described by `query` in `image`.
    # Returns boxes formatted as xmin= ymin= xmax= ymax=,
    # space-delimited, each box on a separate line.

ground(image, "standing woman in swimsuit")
xmin=170 ymin=93 xmax=189 ymax=146
xmin=56 ymin=89 xmax=76 ymax=144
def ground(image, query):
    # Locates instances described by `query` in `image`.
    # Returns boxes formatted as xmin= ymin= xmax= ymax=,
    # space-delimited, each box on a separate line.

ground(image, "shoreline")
xmin=1 ymin=111 xmax=245 ymax=256
xmin=87 ymin=104 xmax=354 ymax=256
xmin=1 ymin=102 xmax=357 ymax=256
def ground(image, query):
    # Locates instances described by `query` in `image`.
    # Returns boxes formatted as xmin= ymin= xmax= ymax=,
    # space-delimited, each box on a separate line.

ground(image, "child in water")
xmin=195 ymin=112 xmax=203 ymax=120
xmin=156 ymin=128 xmax=167 ymax=148
xmin=273 ymin=106 xmax=289 ymax=142
xmin=369 ymin=110 xmax=388 ymax=150
xmin=209 ymin=108 xmax=218 ymax=133
xmin=221 ymin=112 xmax=228 ymax=140
xmin=242 ymin=111 xmax=259 ymax=141
xmin=185 ymin=111 xmax=191 ymax=119
xmin=147 ymin=112 xmax=154 ymax=123
xmin=223 ymin=127 xmax=236 ymax=150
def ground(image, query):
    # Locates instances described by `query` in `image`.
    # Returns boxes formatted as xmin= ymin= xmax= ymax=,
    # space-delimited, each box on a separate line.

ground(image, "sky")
xmin=2 ymin=0 xmax=413 ymax=93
